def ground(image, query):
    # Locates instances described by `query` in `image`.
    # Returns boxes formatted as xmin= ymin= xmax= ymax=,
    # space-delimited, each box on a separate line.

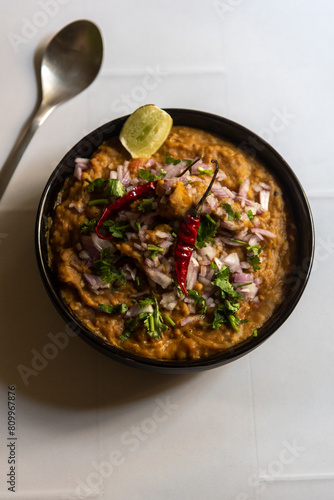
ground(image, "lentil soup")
xmin=49 ymin=126 xmax=296 ymax=361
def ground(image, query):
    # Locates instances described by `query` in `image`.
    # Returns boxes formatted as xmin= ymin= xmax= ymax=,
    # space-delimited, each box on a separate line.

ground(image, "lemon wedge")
xmin=119 ymin=105 xmax=173 ymax=158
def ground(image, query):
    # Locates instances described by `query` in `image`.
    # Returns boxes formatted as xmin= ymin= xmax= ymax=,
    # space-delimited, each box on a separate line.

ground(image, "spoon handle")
xmin=0 ymin=102 xmax=55 ymax=202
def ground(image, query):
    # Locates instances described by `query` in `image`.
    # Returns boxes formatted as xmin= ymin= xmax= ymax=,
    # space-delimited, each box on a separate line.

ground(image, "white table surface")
xmin=0 ymin=1 xmax=333 ymax=499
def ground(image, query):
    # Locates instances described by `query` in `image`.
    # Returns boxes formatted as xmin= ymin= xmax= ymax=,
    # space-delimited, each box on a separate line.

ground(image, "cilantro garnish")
xmin=210 ymin=261 xmax=218 ymax=271
xmin=84 ymin=178 xmax=106 ymax=193
xmin=79 ymin=218 xmax=97 ymax=234
xmin=195 ymin=214 xmax=218 ymax=248
xmin=248 ymin=209 xmax=254 ymax=221
xmin=164 ymin=152 xmax=195 ymax=167
xmin=212 ymin=265 xmax=242 ymax=301
xmin=120 ymin=330 xmax=131 ymax=343
xmin=211 ymin=265 xmax=243 ymax=331
xmin=164 ymin=315 xmax=175 ymax=327
xmin=147 ymin=244 xmax=164 ymax=258
xmin=102 ymin=220 xmax=131 ymax=239
xmin=122 ymin=293 xmax=168 ymax=341
xmin=188 ymin=290 xmax=207 ymax=315
xmin=99 ymin=303 xmax=128 ymax=314
xmin=139 ymin=168 xmax=166 ymax=182
xmin=247 ymin=245 xmax=263 ymax=272
xmin=197 ymin=166 xmax=214 ymax=176
xmin=223 ymin=202 xmax=239 ymax=221
xmin=138 ymin=198 xmax=154 ymax=213
xmin=104 ymin=179 xmax=126 ymax=198
xmin=88 ymin=198 xmax=109 ymax=206
xmin=229 ymin=238 xmax=263 ymax=271
xmin=93 ymin=248 xmax=126 ymax=286
xmin=84 ymin=177 xmax=126 ymax=198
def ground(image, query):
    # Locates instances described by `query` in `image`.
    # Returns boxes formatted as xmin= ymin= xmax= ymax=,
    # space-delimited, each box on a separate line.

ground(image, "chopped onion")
xmin=234 ymin=273 xmax=254 ymax=283
xmin=91 ymin=233 xmax=116 ymax=253
xmin=144 ymin=267 xmax=172 ymax=289
xmin=80 ymin=235 xmax=100 ymax=261
xmin=239 ymin=178 xmax=250 ymax=200
xmin=251 ymin=228 xmax=277 ymax=239
xmin=259 ymin=190 xmax=270 ymax=212
xmin=211 ymin=184 xmax=235 ymax=199
xmin=126 ymin=303 xmax=153 ymax=318
xmin=222 ymin=252 xmax=243 ymax=273
xmin=83 ymin=273 xmax=109 ymax=292
xmin=75 ymin=157 xmax=89 ymax=165
xmin=180 ymin=315 xmax=201 ymax=327
xmin=155 ymin=230 xmax=171 ymax=239
xmin=239 ymin=283 xmax=258 ymax=300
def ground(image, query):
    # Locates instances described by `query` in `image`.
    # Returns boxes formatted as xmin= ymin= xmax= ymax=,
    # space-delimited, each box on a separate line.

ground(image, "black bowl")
xmin=35 ymin=109 xmax=314 ymax=373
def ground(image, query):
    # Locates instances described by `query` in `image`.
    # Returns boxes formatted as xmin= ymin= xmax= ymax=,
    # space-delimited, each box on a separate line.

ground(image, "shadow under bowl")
xmin=35 ymin=109 xmax=315 ymax=373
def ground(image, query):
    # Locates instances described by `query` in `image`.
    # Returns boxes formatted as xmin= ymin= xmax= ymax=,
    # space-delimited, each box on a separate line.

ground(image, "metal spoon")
xmin=0 ymin=19 xmax=103 ymax=201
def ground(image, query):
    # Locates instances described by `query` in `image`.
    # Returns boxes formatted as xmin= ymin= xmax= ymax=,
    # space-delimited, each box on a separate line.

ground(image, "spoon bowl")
xmin=41 ymin=20 xmax=103 ymax=107
xmin=0 ymin=20 xmax=103 ymax=201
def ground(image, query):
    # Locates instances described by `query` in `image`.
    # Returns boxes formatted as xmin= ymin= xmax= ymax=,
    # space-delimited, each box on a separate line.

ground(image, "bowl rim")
xmin=35 ymin=108 xmax=315 ymax=373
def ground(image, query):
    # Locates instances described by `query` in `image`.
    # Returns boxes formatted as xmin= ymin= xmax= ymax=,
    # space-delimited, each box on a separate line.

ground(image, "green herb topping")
xmin=197 ymin=166 xmax=214 ymax=176
xmin=223 ymin=202 xmax=241 ymax=222
xmin=93 ymin=248 xmax=126 ymax=286
xmin=122 ymin=292 xmax=168 ymax=341
xmin=138 ymin=198 xmax=154 ymax=213
xmin=195 ymin=214 xmax=218 ymax=248
xmin=139 ymin=168 xmax=166 ymax=182
xmin=248 ymin=209 xmax=254 ymax=221
xmin=188 ymin=290 xmax=207 ymax=315
xmin=84 ymin=178 xmax=126 ymax=198
xmin=211 ymin=265 xmax=243 ymax=331
xmin=79 ymin=219 xmax=97 ymax=234
xmin=102 ymin=220 xmax=131 ymax=239
xmin=99 ymin=303 xmax=129 ymax=314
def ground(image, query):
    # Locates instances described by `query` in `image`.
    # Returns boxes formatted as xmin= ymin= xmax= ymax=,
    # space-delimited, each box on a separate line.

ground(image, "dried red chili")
xmin=174 ymin=159 xmax=219 ymax=295
xmin=95 ymin=182 xmax=156 ymax=239
xmin=95 ymin=158 xmax=201 ymax=240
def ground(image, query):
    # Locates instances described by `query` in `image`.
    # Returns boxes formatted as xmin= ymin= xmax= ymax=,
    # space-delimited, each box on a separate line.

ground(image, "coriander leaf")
xmin=249 ymin=254 xmax=261 ymax=271
xmin=137 ymin=292 xmax=168 ymax=339
xmin=164 ymin=152 xmax=194 ymax=167
xmin=211 ymin=265 xmax=243 ymax=332
xmin=248 ymin=209 xmax=254 ymax=221
xmin=197 ymin=166 xmax=214 ymax=176
xmin=212 ymin=265 xmax=242 ymax=300
xmin=79 ymin=218 xmax=97 ymax=234
xmin=147 ymin=244 xmax=164 ymax=258
xmin=188 ymin=290 xmax=207 ymax=314
xmin=212 ymin=307 xmax=228 ymax=329
xmin=138 ymin=198 xmax=154 ymax=213
xmin=99 ymin=303 xmax=128 ymax=314
xmin=88 ymin=198 xmax=109 ymax=206
xmin=139 ymin=168 xmax=166 ymax=182
xmin=164 ymin=315 xmax=175 ymax=327
xmin=104 ymin=179 xmax=126 ymax=198
xmin=93 ymin=249 xmax=126 ymax=286
xmin=84 ymin=178 xmax=106 ymax=193
xmin=139 ymin=296 xmax=155 ymax=307
xmin=223 ymin=202 xmax=236 ymax=221
xmin=164 ymin=152 xmax=182 ymax=165
xmin=102 ymin=220 xmax=131 ymax=239
xmin=195 ymin=214 xmax=218 ymax=248
xmin=120 ymin=330 xmax=131 ymax=342
xmin=247 ymin=244 xmax=263 ymax=272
